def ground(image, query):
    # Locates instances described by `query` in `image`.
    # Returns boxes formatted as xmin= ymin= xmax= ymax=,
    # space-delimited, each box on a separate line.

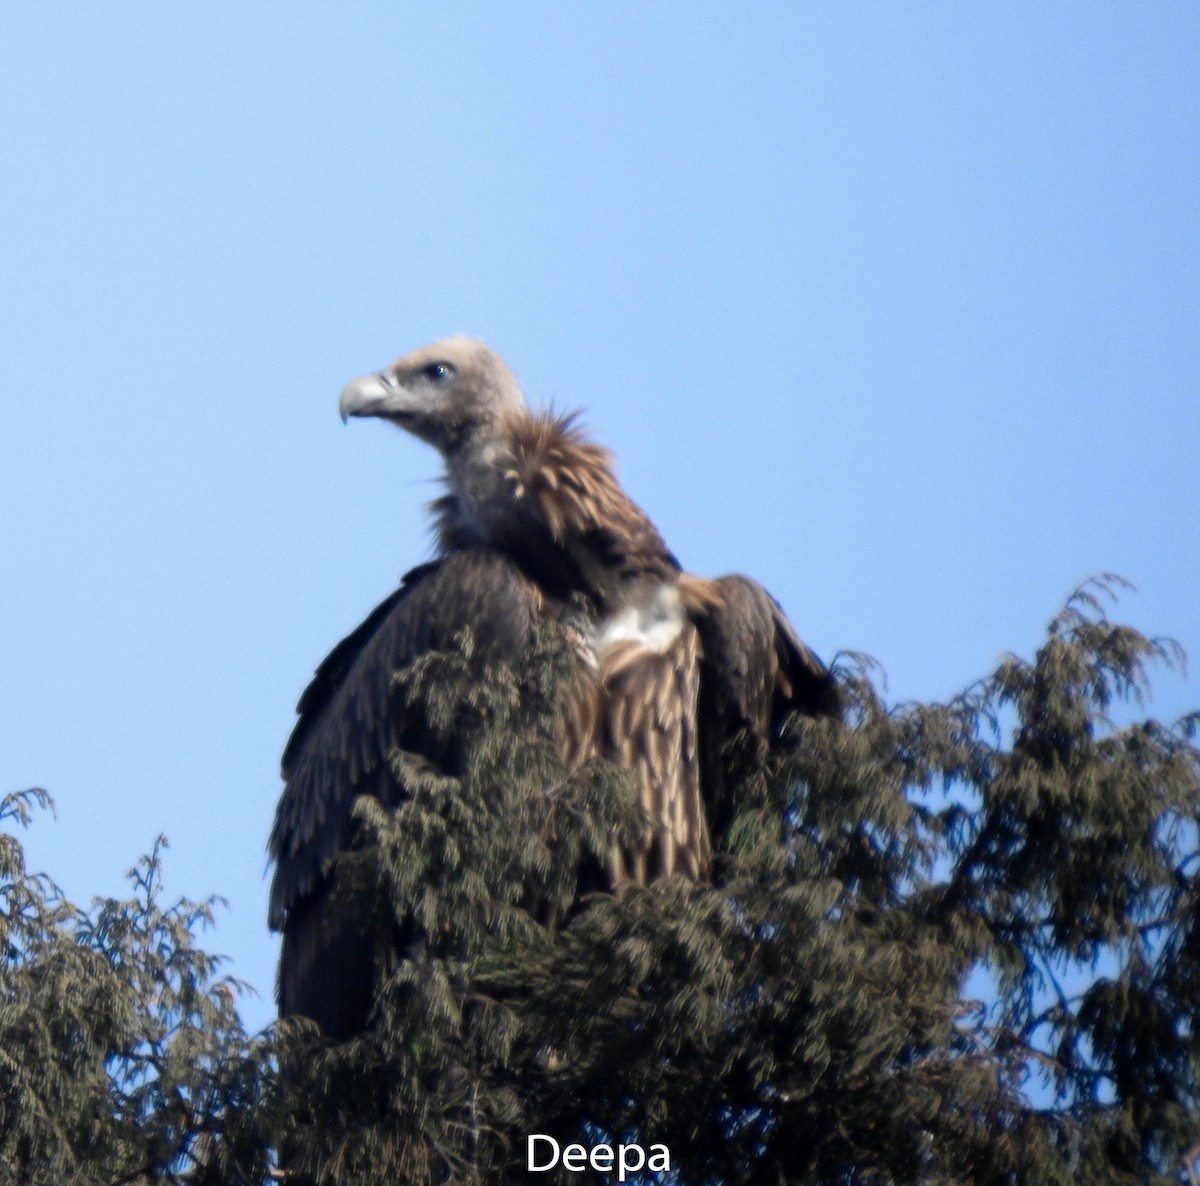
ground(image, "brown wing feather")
xmin=269 ymin=548 xmax=597 ymax=1037
xmin=685 ymin=573 xmax=839 ymax=733
xmin=684 ymin=573 xmax=840 ymax=842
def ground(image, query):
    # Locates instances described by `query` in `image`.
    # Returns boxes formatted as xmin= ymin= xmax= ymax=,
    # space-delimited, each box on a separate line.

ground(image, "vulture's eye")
xmin=422 ymin=362 xmax=455 ymax=384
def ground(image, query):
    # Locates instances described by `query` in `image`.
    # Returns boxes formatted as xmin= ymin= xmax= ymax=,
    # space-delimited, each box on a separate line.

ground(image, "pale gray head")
xmin=338 ymin=336 xmax=528 ymax=457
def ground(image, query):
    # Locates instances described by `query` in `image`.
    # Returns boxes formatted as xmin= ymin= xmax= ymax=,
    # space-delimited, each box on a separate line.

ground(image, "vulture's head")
xmin=339 ymin=336 xmax=528 ymax=456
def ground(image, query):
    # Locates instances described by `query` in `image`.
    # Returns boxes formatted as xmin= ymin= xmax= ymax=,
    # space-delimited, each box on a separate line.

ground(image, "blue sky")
xmin=2 ymin=6 xmax=1197 ymax=1035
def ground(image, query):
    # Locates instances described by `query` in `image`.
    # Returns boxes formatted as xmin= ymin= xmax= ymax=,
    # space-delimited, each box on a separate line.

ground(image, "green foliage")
xmin=0 ymin=792 xmax=272 ymax=1184
xmin=9 ymin=578 xmax=1200 ymax=1183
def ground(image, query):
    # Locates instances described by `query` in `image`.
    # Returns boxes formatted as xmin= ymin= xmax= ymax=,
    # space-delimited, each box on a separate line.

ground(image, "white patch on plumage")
xmin=593 ymin=584 xmax=684 ymax=656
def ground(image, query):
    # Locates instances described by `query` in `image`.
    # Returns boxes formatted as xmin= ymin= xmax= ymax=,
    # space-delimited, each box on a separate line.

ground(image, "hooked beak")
xmin=339 ymin=372 xmax=397 ymax=423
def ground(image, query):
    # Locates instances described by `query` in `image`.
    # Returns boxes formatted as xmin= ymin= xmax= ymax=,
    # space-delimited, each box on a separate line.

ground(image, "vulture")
xmin=269 ymin=337 xmax=838 ymax=1038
